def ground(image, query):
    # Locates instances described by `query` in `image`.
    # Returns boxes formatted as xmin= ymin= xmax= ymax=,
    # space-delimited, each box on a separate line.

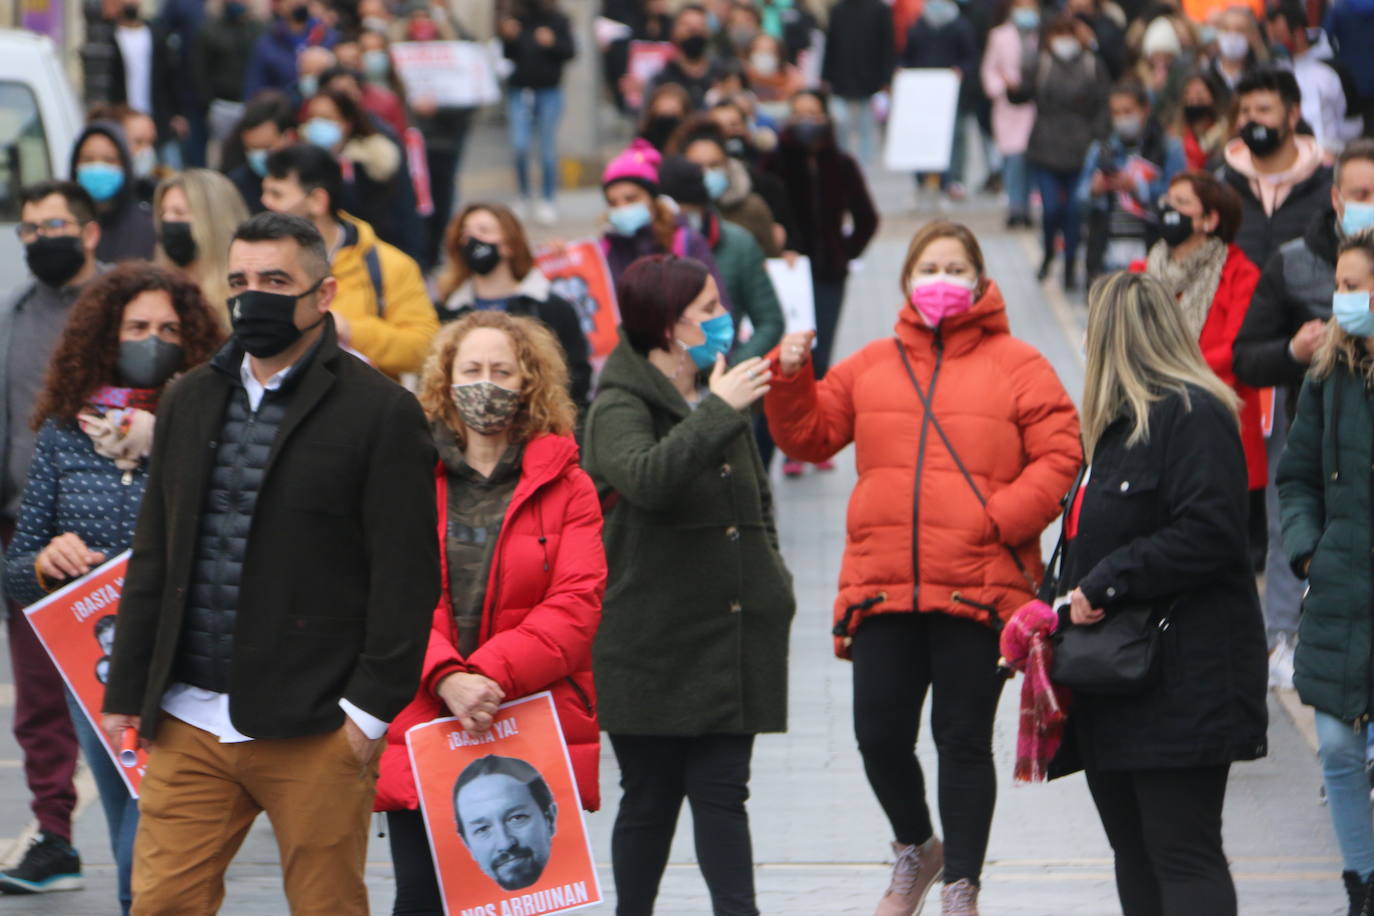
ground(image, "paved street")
xmin=0 ymin=141 xmax=1346 ymax=914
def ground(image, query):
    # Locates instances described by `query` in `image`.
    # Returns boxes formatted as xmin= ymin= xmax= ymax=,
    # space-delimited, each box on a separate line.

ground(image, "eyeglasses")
xmin=15 ymin=218 xmax=82 ymax=243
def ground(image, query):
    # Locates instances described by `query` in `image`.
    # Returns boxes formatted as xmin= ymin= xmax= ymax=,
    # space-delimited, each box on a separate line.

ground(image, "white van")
xmin=0 ymin=29 xmax=82 ymax=273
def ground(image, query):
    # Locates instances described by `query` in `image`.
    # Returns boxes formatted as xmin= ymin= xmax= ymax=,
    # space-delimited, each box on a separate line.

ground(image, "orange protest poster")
xmin=406 ymin=693 xmax=601 ymax=916
xmin=23 ymin=551 xmax=145 ymax=795
xmin=535 ymin=241 xmax=619 ymax=369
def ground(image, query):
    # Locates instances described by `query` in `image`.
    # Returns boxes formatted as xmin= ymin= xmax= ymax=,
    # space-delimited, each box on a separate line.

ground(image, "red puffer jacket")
xmin=765 ymin=280 xmax=1081 ymax=657
xmin=373 ymin=433 xmax=606 ymax=812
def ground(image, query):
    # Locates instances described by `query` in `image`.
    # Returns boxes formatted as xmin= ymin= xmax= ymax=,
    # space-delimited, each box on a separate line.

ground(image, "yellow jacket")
xmin=331 ymin=213 xmax=438 ymax=378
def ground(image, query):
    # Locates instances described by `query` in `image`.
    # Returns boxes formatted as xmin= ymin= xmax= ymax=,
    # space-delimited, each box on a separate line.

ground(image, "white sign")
xmin=765 ymin=257 xmax=816 ymax=336
xmin=883 ymin=68 xmax=962 ymax=173
xmin=390 ymin=41 xmax=502 ymax=110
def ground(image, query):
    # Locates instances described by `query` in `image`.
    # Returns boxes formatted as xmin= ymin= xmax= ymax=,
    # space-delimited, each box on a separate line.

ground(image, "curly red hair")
xmin=32 ymin=262 xmax=226 ymax=429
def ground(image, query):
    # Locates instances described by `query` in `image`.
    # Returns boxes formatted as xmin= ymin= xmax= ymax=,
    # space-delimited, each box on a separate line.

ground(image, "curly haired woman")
xmin=0 ymin=262 xmax=223 ymax=912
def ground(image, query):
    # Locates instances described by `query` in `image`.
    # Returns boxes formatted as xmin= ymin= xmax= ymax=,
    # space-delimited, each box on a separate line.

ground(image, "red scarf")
xmin=1000 ymin=599 xmax=1073 ymax=783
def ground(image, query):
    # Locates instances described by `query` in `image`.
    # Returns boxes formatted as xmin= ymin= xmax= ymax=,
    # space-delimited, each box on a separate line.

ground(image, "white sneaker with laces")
xmin=1269 ymin=632 xmax=1295 ymax=689
xmin=534 ymin=200 xmax=558 ymax=226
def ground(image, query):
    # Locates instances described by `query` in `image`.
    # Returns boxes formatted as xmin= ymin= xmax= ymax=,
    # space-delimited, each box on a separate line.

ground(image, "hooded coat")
xmin=68 ymin=122 xmax=156 ymax=264
xmin=584 ymin=332 xmax=795 ymax=735
xmin=765 ymin=281 xmax=1081 ymax=656
xmin=374 ymin=434 xmax=605 ymax=812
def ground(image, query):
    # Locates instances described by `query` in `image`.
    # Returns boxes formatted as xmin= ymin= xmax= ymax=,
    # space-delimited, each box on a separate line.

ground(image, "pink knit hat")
xmin=602 ymin=139 xmax=661 ymax=193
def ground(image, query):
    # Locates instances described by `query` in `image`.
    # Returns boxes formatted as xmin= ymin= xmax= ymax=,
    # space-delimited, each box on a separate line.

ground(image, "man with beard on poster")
xmin=454 ymin=755 xmax=557 ymax=892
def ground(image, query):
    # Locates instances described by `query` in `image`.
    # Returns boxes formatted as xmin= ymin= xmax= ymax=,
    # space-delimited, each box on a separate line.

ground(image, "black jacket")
xmin=103 ymin=319 xmax=441 ymax=740
xmin=1222 ymin=161 xmax=1332 ymax=269
xmin=68 ymin=122 xmax=156 ymax=264
xmin=902 ymin=16 xmax=980 ymax=111
xmin=503 ymin=11 xmax=576 ymax=89
xmin=821 ymin=0 xmax=895 ymax=99
xmin=1051 ymin=387 xmax=1268 ymax=775
xmin=1024 ymin=50 xmax=1110 ymax=175
xmin=193 ymin=13 xmax=264 ymax=103
xmin=1233 ymin=207 xmax=1339 ymax=404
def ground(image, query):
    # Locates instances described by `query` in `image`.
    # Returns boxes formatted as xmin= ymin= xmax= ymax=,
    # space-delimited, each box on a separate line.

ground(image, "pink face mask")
xmin=909 ymin=274 xmax=976 ymax=326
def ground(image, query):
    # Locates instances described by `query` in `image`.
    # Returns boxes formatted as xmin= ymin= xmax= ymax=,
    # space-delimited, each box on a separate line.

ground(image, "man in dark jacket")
xmin=647 ymin=5 xmax=729 ymax=109
xmin=226 ymin=93 xmax=298 ymax=214
xmin=242 ymin=0 xmax=338 ymax=100
xmin=902 ymin=0 xmax=981 ymax=197
xmin=1219 ymin=68 xmax=1333 ymax=268
xmin=821 ymin=0 xmax=895 ymax=164
xmin=193 ymin=0 xmax=265 ymax=146
xmin=1232 ymin=138 xmax=1374 ymax=684
xmin=101 ymin=212 xmax=439 ymax=912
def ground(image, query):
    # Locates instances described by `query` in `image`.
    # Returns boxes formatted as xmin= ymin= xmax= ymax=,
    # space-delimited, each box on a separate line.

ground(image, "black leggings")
xmin=850 ymin=612 xmax=1005 ymax=885
xmin=1085 ymin=764 xmax=1236 ymax=916
xmin=386 ymin=809 xmax=444 ymax=916
xmin=609 ymin=733 xmax=758 ymax=916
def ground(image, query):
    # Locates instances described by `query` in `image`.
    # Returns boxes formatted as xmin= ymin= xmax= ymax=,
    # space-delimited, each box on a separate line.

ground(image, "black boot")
xmin=1037 ymin=252 xmax=1053 ymax=281
xmin=1343 ymin=870 xmax=1374 ymax=915
xmin=1063 ymin=259 xmax=1079 ymax=292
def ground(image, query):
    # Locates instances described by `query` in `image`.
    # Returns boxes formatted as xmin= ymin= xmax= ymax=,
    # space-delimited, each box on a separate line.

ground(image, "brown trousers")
xmin=131 ymin=715 xmax=380 ymax=915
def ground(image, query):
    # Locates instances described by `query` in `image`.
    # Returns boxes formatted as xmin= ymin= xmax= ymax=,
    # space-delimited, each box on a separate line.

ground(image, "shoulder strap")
xmin=672 ymin=226 xmax=689 ymax=258
xmin=892 ymin=338 xmax=1038 ymax=592
xmin=1037 ymin=464 xmax=1088 ymax=604
xmin=364 ymin=246 xmax=385 ymax=317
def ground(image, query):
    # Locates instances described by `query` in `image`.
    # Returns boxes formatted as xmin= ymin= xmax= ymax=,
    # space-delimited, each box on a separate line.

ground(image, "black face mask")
xmin=25 ymin=236 xmax=87 ymax=288
xmin=791 ymin=120 xmax=828 ymax=147
xmin=1182 ymin=104 xmax=1214 ymax=125
xmin=642 ymin=115 xmax=682 ymax=151
xmin=1158 ymin=205 xmax=1195 ymax=248
xmin=228 ymin=281 xmax=324 ymax=358
xmin=159 ymin=221 xmax=197 ymax=267
xmin=679 ymin=34 xmax=708 ymax=60
xmin=461 ymin=236 xmax=502 ymax=276
xmin=1240 ymin=120 xmax=1283 ymax=158
xmin=290 ymin=4 xmax=310 ymax=23
xmin=120 ymin=2 xmax=140 ymax=21
xmin=117 ymin=336 xmax=184 ymax=389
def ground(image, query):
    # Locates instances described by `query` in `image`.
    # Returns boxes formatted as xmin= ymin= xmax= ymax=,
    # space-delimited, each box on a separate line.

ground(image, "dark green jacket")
xmin=584 ymin=334 xmax=795 ymax=735
xmin=1278 ymin=365 xmax=1374 ymax=723
xmin=711 ymin=216 xmax=786 ymax=363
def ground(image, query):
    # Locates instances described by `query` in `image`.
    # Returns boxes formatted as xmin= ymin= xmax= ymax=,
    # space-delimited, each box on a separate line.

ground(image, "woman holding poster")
xmin=374 ymin=310 xmax=605 ymax=915
xmin=584 ymin=254 xmax=795 ymax=916
xmin=3 ymin=263 xmax=223 ymax=913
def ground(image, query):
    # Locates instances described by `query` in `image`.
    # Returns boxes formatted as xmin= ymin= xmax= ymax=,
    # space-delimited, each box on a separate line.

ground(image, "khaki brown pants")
xmin=131 ymin=715 xmax=380 ymax=915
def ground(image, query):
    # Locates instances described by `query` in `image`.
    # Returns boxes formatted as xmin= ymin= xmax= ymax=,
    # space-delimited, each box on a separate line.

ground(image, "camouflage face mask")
xmin=450 ymin=380 xmax=522 ymax=435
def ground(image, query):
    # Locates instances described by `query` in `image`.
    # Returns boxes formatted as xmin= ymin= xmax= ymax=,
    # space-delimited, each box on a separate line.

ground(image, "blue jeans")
xmin=1035 ymin=166 xmax=1082 ymax=266
xmin=1003 ymin=153 xmax=1029 ymax=218
xmin=830 ymin=96 xmax=878 ymax=165
xmin=507 ymin=87 xmax=563 ymax=201
xmin=65 ymin=691 xmax=136 ymax=915
xmin=1315 ymin=709 xmax=1374 ymax=879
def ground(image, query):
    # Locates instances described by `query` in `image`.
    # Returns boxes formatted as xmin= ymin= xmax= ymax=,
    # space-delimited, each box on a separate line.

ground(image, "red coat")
xmin=765 ymin=280 xmax=1082 ymax=656
xmin=1132 ymin=245 xmax=1266 ymax=489
xmin=373 ymin=434 xmax=606 ymax=812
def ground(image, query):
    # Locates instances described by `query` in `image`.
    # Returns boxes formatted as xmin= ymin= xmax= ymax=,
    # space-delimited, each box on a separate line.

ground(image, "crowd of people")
xmin=0 ymin=0 xmax=1372 ymax=915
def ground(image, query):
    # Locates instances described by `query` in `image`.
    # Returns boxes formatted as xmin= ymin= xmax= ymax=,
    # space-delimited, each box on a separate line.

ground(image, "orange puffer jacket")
xmin=765 ymin=280 xmax=1082 ymax=657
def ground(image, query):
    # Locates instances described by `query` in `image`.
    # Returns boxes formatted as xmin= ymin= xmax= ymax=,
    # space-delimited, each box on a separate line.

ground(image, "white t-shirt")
xmin=115 ymin=24 xmax=153 ymax=115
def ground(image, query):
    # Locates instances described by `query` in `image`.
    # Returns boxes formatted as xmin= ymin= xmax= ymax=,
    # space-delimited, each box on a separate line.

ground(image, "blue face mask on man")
xmin=1334 ymin=290 xmax=1374 ymax=338
xmin=76 ymin=162 xmax=124 ymax=202
xmin=681 ymin=312 xmax=735 ymax=369
xmin=1342 ymin=199 xmax=1374 ymax=236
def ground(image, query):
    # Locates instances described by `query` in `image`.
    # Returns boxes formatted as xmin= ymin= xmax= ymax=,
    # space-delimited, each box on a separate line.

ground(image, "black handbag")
xmin=1040 ymin=471 xmax=1172 ymax=696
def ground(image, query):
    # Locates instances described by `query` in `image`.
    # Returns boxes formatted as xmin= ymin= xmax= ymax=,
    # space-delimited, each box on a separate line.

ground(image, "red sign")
xmin=536 ymin=241 xmax=620 ymax=369
xmin=24 ymin=552 xmax=145 ymax=795
xmin=406 ymin=693 xmax=601 ymax=916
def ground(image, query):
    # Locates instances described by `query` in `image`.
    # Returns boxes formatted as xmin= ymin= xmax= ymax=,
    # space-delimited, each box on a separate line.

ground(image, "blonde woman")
xmin=153 ymin=169 xmax=250 ymax=327
xmin=1277 ymin=230 xmax=1374 ymax=912
xmin=1053 ymin=272 xmax=1267 ymax=916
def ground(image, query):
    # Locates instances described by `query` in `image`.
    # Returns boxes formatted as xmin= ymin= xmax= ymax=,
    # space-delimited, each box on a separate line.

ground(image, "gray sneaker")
xmin=940 ymin=878 xmax=980 ymax=916
xmin=875 ymin=837 xmax=944 ymax=916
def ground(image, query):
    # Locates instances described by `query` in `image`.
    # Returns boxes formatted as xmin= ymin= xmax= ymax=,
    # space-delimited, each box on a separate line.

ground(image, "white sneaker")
xmin=1269 ymin=633 xmax=1296 ymax=689
xmin=534 ymin=200 xmax=558 ymax=226
xmin=511 ymin=197 xmax=532 ymax=220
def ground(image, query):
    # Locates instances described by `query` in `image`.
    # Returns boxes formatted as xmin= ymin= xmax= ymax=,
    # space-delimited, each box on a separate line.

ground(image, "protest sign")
xmin=23 ymin=551 xmax=144 ymax=795
xmin=883 ymin=69 xmax=962 ymax=173
xmin=625 ymin=41 xmax=675 ymax=109
xmin=765 ymin=256 xmax=817 ymax=336
xmin=407 ymin=693 xmax=600 ymax=916
xmin=535 ymin=241 xmax=619 ymax=366
xmin=391 ymin=42 xmax=502 ymax=109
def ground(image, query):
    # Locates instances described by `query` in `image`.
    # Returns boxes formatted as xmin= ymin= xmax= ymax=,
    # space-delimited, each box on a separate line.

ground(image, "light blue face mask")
xmin=682 ymin=312 xmax=735 ymax=369
xmin=704 ymin=168 xmax=730 ymax=200
xmin=1010 ymin=7 xmax=1039 ymax=30
xmin=1334 ymin=290 xmax=1374 ymax=338
xmin=1343 ymin=200 xmax=1374 ymax=236
xmin=76 ymin=162 xmax=125 ymax=202
xmin=303 ymin=117 xmax=344 ymax=150
xmin=298 ymin=75 xmax=318 ymax=98
xmin=608 ymin=202 xmax=652 ymax=236
xmin=363 ymin=49 xmax=390 ymax=81
xmin=246 ymin=148 xmax=270 ymax=178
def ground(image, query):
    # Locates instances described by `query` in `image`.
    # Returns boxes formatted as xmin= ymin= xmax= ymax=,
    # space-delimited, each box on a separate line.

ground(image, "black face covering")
xmin=228 ymin=280 xmax=324 ymax=358
xmin=1158 ymin=205 xmax=1195 ymax=248
xmin=117 ymin=336 xmax=184 ymax=388
xmin=25 ymin=236 xmax=86 ymax=288
xmin=642 ymin=115 xmax=682 ymax=151
xmin=1182 ymin=104 xmax=1213 ymax=125
xmin=679 ymin=34 xmax=708 ymax=60
xmin=790 ymin=120 xmax=828 ymax=147
xmin=460 ymin=237 xmax=502 ymax=276
xmin=290 ymin=3 xmax=310 ymax=23
xmin=121 ymin=2 xmax=140 ymax=21
xmin=159 ymin=221 xmax=197 ymax=267
xmin=1240 ymin=121 xmax=1283 ymax=158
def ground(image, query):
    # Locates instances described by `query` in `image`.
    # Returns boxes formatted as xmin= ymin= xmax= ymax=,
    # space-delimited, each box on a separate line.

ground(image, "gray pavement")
xmin=0 ymin=151 xmax=1346 ymax=914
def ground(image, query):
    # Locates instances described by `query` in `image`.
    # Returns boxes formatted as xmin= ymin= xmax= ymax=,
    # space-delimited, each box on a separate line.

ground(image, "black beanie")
xmin=657 ymin=156 xmax=708 ymax=207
